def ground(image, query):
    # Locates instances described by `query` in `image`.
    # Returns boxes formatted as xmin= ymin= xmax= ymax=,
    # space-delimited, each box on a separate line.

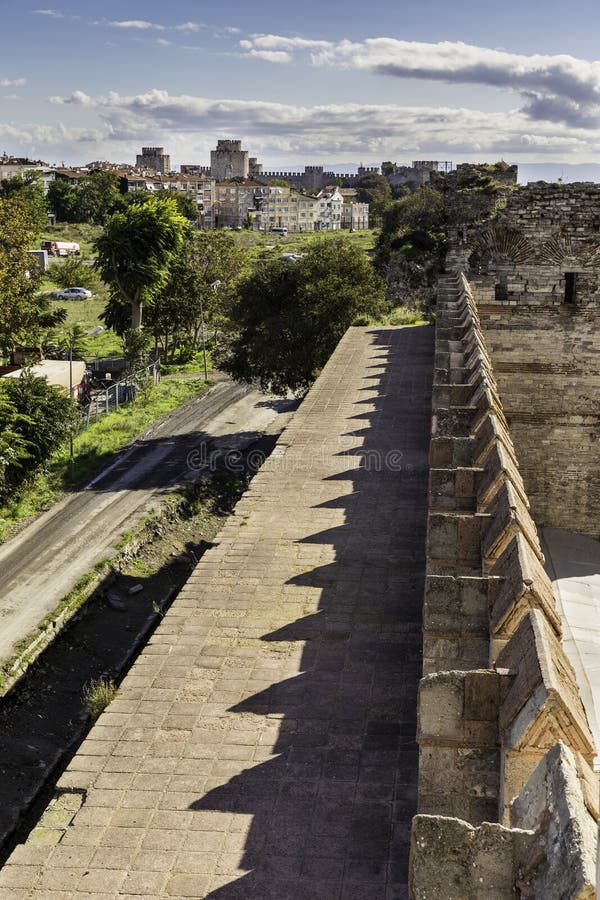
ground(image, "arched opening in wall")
xmin=564 ymin=272 xmax=578 ymax=305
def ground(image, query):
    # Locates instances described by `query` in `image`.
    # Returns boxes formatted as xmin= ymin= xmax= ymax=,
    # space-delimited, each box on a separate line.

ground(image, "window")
xmin=564 ymin=272 xmax=577 ymax=305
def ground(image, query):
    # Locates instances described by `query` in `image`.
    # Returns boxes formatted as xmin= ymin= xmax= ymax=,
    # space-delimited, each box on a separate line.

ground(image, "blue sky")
xmin=3 ymin=0 xmax=600 ymax=170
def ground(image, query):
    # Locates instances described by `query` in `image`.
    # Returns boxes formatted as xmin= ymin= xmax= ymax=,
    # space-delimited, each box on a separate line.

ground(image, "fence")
xmin=79 ymin=360 xmax=160 ymax=430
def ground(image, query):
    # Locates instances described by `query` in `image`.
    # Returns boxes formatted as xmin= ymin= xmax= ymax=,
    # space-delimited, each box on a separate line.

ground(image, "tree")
xmin=96 ymin=196 xmax=189 ymax=330
xmin=0 ymin=199 xmax=66 ymax=359
xmin=47 ymin=178 xmax=80 ymax=222
xmin=121 ymin=329 xmax=150 ymax=372
xmin=356 ymin=173 xmax=392 ymax=226
xmin=222 ymin=236 xmax=387 ymax=395
xmin=375 ymin=186 xmax=446 ymax=311
xmin=0 ymin=369 xmax=78 ymax=500
xmin=0 ymin=171 xmax=47 ymax=233
xmin=148 ymin=230 xmax=245 ymax=361
xmin=76 ymin=170 xmax=127 ymax=225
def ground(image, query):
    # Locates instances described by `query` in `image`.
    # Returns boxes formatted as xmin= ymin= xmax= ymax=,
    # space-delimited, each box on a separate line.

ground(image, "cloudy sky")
xmin=3 ymin=0 xmax=600 ymax=173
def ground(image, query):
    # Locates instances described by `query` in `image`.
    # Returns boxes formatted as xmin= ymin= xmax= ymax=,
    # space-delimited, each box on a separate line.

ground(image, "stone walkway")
xmin=1 ymin=326 xmax=434 ymax=900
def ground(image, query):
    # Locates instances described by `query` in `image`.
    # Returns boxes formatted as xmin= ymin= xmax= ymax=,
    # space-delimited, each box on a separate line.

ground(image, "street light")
xmin=69 ymin=325 xmax=104 ymax=473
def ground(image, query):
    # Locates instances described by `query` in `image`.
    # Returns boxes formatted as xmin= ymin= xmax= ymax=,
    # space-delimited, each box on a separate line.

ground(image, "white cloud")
xmin=102 ymin=19 xmax=205 ymax=33
xmin=108 ymin=20 xmax=166 ymax=30
xmin=32 ymin=8 xmax=64 ymax=17
xmin=173 ymin=22 xmax=205 ymax=32
xmin=245 ymin=49 xmax=292 ymax=64
xmin=0 ymin=78 xmax=26 ymax=88
xmin=240 ymin=35 xmax=600 ymax=128
xmin=50 ymin=89 xmax=92 ymax=105
xmin=45 ymin=87 xmax=600 ymax=161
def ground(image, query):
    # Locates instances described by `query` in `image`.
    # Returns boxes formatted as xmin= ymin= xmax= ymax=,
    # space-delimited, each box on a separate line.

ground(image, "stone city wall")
xmin=410 ymin=271 xmax=598 ymax=899
xmin=448 ymin=182 xmax=600 ymax=537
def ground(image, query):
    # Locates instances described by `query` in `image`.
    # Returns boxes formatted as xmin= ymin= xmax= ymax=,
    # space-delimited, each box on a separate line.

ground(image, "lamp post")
xmin=69 ymin=325 xmax=104 ymax=474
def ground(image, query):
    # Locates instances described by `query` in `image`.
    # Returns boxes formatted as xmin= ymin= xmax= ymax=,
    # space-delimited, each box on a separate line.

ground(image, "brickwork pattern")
xmin=1 ymin=326 xmax=434 ymax=899
xmin=453 ymin=183 xmax=600 ymax=536
xmin=411 ymin=271 xmax=598 ymax=899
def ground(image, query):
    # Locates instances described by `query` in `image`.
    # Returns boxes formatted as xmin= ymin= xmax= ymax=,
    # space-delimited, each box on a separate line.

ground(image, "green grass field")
xmin=39 ymin=223 xmax=103 ymax=257
xmin=233 ymin=228 xmax=377 ymax=264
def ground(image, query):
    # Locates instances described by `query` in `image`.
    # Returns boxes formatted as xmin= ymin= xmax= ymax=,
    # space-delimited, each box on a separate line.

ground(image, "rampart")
xmin=451 ymin=182 xmax=600 ymax=537
xmin=410 ymin=271 xmax=599 ymax=898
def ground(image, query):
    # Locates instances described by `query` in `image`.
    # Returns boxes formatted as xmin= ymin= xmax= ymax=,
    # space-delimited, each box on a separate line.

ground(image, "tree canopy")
xmin=96 ymin=196 xmax=189 ymax=330
xmin=47 ymin=171 xmax=127 ymax=225
xmin=0 ymin=369 xmax=78 ymax=501
xmin=0 ymin=198 xmax=66 ymax=359
xmin=222 ymin=236 xmax=387 ymax=395
xmin=149 ymin=230 xmax=245 ymax=361
xmin=0 ymin=171 xmax=48 ymax=233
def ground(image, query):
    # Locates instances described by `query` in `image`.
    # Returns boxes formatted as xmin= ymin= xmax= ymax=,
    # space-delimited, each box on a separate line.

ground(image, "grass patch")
xmin=352 ymin=304 xmax=427 ymax=328
xmin=385 ymin=304 xmax=427 ymax=326
xmin=83 ymin=676 xmax=117 ymax=719
xmin=0 ymin=377 xmax=210 ymax=542
xmin=39 ymin=223 xmax=104 ymax=256
xmin=233 ymin=228 xmax=377 ymax=265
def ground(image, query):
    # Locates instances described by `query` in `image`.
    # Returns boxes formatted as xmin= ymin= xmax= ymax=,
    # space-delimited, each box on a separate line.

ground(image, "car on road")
xmin=55 ymin=287 xmax=92 ymax=301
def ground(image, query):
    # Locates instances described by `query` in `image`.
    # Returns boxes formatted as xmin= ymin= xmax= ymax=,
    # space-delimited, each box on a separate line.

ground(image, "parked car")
xmin=55 ymin=287 xmax=92 ymax=301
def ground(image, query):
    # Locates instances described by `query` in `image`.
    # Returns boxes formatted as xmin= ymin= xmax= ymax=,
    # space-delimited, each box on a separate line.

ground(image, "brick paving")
xmin=1 ymin=326 xmax=434 ymax=900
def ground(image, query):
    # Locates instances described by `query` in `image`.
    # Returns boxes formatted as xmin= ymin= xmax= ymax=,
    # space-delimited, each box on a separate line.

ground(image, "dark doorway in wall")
xmin=495 ymin=282 xmax=508 ymax=302
xmin=564 ymin=272 xmax=578 ymax=305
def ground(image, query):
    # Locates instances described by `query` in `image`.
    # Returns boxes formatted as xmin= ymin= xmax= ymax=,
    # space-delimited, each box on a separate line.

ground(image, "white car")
xmin=56 ymin=287 xmax=92 ymax=301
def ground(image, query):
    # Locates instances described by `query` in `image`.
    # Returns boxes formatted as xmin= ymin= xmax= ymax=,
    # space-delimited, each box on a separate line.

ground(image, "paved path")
xmin=1 ymin=326 xmax=434 ymax=899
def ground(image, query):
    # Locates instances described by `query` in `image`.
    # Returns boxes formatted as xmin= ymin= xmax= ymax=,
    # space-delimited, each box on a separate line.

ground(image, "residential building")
xmin=253 ymin=186 xmax=320 ymax=233
xmin=214 ymin=181 xmax=263 ymax=228
xmin=0 ymin=155 xmax=55 ymax=193
xmin=340 ymin=190 xmax=370 ymax=230
xmin=317 ymin=188 xmax=343 ymax=230
xmin=125 ymin=173 xmax=216 ymax=226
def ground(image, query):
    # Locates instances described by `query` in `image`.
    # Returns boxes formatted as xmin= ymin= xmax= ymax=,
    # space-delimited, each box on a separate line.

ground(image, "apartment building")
xmin=253 ymin=186 xmax=320 ymax=233
xmin=126 ymin=173 xmax=216 ymax=226
xmin=317 ymin=188 xmax=343 ymax=230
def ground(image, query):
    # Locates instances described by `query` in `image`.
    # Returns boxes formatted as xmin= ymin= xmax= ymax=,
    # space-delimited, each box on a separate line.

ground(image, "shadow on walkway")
xmin=190 ymin=327 xmax=434 ymax=899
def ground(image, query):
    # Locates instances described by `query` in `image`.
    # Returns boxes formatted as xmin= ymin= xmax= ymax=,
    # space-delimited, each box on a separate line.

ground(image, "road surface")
xmin=0 ymin=380 xmax=297 ymax=665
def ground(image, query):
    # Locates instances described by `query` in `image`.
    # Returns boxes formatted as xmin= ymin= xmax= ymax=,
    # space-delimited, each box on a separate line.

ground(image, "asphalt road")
xmin=0 ymin=379 xmax=297 ymax=665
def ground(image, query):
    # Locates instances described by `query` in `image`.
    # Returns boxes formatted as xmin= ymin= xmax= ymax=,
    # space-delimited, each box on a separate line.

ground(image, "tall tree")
xmin=148 ymin=230 xmax=245 ymax=361
xmin=47 ymin=177 xmax=80 ymax=222
xmin=222 ymin=236 xmax=387 ymax=395
xmin=0 ymin=199 xmax=66 ymax=359
xmin=96 ymin=196 xmax=189 ymax=330
xmin=76 ymin=170 xmax=127 ymax=224
xmin=356 ymin=173 xmax=392 ymax=226
xmin=0 ymin=171 xmax=47 ymax=233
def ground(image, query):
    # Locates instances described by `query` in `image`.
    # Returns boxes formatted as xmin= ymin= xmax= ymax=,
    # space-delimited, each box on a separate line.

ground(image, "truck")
xmin=41 ymin=240 xmax=81 ymax=257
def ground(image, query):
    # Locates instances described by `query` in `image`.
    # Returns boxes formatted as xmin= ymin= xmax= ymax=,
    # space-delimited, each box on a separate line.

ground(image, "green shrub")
xmin=83 ymin=676 xmax=117 ymax=719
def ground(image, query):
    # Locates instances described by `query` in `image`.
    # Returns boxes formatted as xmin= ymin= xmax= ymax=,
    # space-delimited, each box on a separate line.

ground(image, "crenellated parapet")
xmin=411 ymin=271 xmax=599 ymax=898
